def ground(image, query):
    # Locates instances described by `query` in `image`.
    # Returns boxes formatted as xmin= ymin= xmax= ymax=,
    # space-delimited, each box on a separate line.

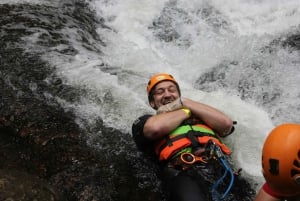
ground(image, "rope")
xmin=209 ymin=142 xmax=235 ymax=201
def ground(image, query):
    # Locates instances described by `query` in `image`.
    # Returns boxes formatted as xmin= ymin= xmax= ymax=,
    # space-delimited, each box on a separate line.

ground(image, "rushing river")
xmin=1 ymin=0 xmax=300 ymax=200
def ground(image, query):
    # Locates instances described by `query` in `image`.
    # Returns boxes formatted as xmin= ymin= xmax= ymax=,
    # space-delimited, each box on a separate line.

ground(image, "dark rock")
xmin=0 ymin=2 xmax=161 ymax=200
xmin=0 ymin=169 xmax=62 ymax=201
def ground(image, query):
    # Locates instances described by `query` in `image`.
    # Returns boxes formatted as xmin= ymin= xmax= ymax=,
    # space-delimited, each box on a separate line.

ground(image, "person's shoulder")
xmin=133 ymin=114 xmax=152 ymax=127
xmin=132 ymin=114 xmax=152 ymax=136
xmin=132 ymin=114 xmax=154 ymax=153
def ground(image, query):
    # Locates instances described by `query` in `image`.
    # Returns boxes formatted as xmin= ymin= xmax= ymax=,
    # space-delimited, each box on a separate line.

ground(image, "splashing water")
xmin=8 ymin=0 xmax=300 ymax=190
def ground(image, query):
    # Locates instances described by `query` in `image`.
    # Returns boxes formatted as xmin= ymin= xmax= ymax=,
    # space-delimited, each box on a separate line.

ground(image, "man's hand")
xmin=157 ymin=98 xmax=183 ymax=114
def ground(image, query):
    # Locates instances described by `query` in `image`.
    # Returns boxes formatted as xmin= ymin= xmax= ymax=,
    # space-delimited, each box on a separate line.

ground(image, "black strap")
xmin=186 ymin=125 xmax=200 ymax=149
xmin=186 ymin=131 xmax=199 ymax=148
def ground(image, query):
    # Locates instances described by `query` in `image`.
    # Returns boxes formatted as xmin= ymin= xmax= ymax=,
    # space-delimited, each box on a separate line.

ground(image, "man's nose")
xmin=162 ymin=89 xmax=172 ymax=96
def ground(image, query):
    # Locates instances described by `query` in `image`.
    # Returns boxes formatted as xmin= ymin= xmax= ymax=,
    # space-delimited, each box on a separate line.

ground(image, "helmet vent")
xmin=291 ymin=150 xmax=300 ymax=181
xmin=269 ymin=159 xmax=279 ymax=175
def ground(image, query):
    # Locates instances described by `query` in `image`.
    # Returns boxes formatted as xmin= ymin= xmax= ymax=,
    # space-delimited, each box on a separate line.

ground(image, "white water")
xmin=85 ymin=0 xmax=300 ymax=184
xmin=62 ymin=0 xmax=300 ymax=187
xmin=9 ymin=0 xmax=300 ymax=189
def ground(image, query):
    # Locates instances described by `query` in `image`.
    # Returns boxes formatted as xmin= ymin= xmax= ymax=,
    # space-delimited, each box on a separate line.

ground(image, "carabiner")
xmin=180 ymin=152 xmax=208 ymax=165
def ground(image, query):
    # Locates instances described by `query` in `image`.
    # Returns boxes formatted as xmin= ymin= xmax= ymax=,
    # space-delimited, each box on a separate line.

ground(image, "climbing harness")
xmin=158 ymin=122 xmax=238 ymax=200
xmin=167 ymin=140 xmax=237 ymax=200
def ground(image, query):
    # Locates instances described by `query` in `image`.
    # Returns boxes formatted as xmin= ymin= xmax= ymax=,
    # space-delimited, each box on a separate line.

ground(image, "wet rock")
xmin=0 ymin=2 xmax=162 ymax=200
xmin=0 ymin=169 xmax=62 ymax=201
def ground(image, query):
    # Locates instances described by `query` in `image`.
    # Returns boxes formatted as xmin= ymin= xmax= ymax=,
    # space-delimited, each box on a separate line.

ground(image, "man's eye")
xmin=154 ymin=89 xmax=164 ymax=95
xmin=168 ymin=87 xmax=177 ymax=93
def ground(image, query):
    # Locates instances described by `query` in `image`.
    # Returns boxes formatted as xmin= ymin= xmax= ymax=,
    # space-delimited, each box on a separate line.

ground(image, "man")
xmin=253 ymin=123 xmax=300 ymax=201
xmin=132 ymin=73 xmax=236 ymax=201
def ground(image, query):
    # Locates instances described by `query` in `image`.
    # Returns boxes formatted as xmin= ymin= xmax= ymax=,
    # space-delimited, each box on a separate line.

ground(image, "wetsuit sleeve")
xmin=262 ymin=182 xmax=282 ymax=199
xmin=132 ymin=114 xmax=153 ymax=153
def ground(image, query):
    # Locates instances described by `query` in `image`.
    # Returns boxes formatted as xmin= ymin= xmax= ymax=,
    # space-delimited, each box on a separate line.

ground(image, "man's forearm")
xmin=143 ymin=109 xmax=189 ymax=140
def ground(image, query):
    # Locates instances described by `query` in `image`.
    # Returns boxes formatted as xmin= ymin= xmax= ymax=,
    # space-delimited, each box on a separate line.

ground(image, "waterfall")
xmin=51 ymin=0 xmax=300 ymax=181
xmin=1 ymin=0 xmax=300 ymax=198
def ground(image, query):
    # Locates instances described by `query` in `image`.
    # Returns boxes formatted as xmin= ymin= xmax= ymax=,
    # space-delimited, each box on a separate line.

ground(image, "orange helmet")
xmin=146 ymin=73 xmax=180 ymax=101
xmin=262 ymin=123 xmax=300 ymax=197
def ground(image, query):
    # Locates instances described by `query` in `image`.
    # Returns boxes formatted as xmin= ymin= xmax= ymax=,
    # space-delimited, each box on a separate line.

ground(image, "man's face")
xmin=150 ymin=81 xmax=180 ymax=109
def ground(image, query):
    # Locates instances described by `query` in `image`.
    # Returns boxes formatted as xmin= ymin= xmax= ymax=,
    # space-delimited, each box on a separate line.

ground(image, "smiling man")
xmin=132 ymin=73 xmax=236 ymax=201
